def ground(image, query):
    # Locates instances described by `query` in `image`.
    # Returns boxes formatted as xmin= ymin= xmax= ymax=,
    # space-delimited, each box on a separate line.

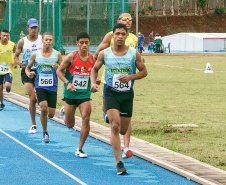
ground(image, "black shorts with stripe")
xmin=105 ymin=86 xmax=134 ymax=118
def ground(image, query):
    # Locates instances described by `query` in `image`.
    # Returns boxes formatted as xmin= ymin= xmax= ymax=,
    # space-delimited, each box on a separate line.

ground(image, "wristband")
xmin=65 ymin=81 xmax=70 ymax=86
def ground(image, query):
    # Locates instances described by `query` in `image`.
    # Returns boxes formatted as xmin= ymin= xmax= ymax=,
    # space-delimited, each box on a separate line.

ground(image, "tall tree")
xmin=221 ymin=0 xmax=224 ymax=7
xmin=142 ymin=0 xmax=145 ymax=9
xmin=170 ymin=0 xmax=175 ymax=15
xmin=186 ymin=0 xmax=189 ymax=15
xmin=178 ymin=0 xmax=183 ymax=15
xmin=163 ymin=0 xmax=166 ymax=15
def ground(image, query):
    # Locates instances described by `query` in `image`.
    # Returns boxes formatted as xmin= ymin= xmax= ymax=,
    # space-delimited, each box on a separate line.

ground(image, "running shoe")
xmin=42 ymin=132 xmax=50 ymax=143
xmin=60 ymin=106 xmax=65 ymax=116
xmin=103 ymin=112 xmax=109 ymax=124
xmin=116 ymin=161 xmax=127 ymax=175
xmin=75 ymin=148 xmax=87 ymax=158
xmin=0 ymin=104 xmax=5 ymax=111
xmin=122 ymin=147 xmax=133 ymax=159
xmin=28 ymin=125 xmax=37 ymax=134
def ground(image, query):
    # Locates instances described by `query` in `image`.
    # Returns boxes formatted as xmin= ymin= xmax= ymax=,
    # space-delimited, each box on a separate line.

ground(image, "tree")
xmin=178 ymin=0 xmax=183 ymax=16
xmin=170 ymin=0 xmax=175 ymax=16
xmin=162 ymin=0 xmax=166 ymax=15
xmin=186 ymin=0 xmax=189 ymax=15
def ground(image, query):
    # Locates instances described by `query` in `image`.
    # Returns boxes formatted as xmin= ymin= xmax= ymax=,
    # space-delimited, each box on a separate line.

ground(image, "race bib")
xmin=72 ymin=75 xmax=89 ymax=89
xmin=0 ymin=64 xmax=10 ymax=74
xmin=38 ymin=74 xmax=53 ymax=86
xmin=113 ymin=74 xmax=131 ymax=91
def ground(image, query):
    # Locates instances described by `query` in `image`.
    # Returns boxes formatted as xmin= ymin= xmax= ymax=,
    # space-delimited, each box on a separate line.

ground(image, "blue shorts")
xmin=102 ymin=83 xmax=107 ymax=100
xmin=0 ymin=73 xmax=13 ymax=85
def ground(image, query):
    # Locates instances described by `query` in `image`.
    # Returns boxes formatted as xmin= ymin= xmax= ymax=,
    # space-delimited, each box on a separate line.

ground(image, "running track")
xmin=0 ymin=100 xmax=199 ymax=185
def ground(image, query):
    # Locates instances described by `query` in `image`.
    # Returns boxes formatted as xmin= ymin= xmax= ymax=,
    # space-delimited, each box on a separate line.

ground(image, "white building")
xmin=162 ymin=33 xmax=226 ymax=52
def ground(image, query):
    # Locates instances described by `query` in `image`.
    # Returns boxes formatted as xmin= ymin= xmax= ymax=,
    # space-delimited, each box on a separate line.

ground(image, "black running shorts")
xmin=105 ymin=86 xmax=134 ymax=117
xmin=21 ymin=68 xmax=36 ymax=84
xmin=64 ymin=97 xmax=91 ymax=107
xmin=36 ymin=88 xmax=57 ymax=108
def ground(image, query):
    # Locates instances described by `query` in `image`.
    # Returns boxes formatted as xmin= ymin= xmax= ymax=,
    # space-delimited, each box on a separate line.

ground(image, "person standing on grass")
xmin=25 ymin=32 xmax=62 ymax=143
xmin=14 ymin=18 xmax=43 ymax=134
xmin=0 ymin=28 xmax=17 ymax=111
xmin=56 ymin=32 xmax=94 ymax=158
xmin=91 ymin=23 xmax=147 ymax=175
xmin=93 ymin=12 xmax=138 ymax=159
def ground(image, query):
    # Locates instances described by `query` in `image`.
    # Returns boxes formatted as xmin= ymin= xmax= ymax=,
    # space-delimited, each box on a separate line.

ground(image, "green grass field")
xmin=10 ymin=53 xmax=226 ymax=170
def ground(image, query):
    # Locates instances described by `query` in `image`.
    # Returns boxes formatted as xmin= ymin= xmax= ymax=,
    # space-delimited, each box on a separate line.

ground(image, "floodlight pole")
xmin=39 ymin=0 xmax=42 ymax=33
xmin=136 ymin=0 xmax=138 ymax=36
xmin=112 ymin=0 xmax=114 ymax=29
xmin=122 ymin=0 xmax=124 ymax=12
xmin=9 ymin=0 xmax=11 ymax=40
xmin=53 ymin=0 xmax=55 ymax=46
xmin=87 ymin=0 xmax=90 ymax=34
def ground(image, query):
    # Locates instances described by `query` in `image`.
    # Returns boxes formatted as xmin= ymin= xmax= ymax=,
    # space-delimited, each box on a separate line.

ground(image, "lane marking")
xmin=153 ymin=64 xmax=224 ymax=72
xmin=0 ymin=129 xmax=87 ymax=185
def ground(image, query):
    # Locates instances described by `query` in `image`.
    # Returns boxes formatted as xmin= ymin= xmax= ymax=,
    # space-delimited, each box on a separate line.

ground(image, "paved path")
xmin=4 ymin=92 xmax=226 ymax=185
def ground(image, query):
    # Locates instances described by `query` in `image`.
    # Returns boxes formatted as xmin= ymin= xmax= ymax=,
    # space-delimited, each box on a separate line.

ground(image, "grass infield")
xmin=11 ymin=53 xmax=226 ymax=170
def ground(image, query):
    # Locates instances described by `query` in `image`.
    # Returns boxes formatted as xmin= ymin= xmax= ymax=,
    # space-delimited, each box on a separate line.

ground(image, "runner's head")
xmin=0 ymin=28 xmax=10 ymax=44
xmin=27 ymin=18 xmax=39 ymax=37
xmin=117 ymin=12 xmax=132 ymax=31
xmin=42 ymin=32 xmax=53 ymax=48
xmin=112 ymin=23 xmax=128 ymax=46
xmin=76 ymin=31 xmax=90 ymax=53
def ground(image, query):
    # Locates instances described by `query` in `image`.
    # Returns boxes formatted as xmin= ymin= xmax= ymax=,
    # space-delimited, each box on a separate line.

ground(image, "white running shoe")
xmin=28 ymin=125 xmax=37 ymax=134
xmin=75 ymin=148 xmax=87 ymax=158
xmin=60 ymin=106 xmax=65 ymax=116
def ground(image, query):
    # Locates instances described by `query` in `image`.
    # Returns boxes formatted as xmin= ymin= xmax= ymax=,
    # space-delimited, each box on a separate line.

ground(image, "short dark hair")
xmin=42 ymin=32 xmax=52 ymax=38
xmin=118 ymin=12 xmax=131 ymax=19
xmin=77 ymin=31 xmax=90 ymax=41
xmin=1 ymin=28 xmax=9 ymax=33
xmin=113 ymin=23 xmax=127 ymax=33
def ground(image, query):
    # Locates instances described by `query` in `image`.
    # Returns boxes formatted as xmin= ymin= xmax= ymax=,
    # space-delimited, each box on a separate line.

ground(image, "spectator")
xmin=148 ymin=31 xmax=155 ymax=52
xmin=154 ymin=33 xmax=162 ymax=53
xmin=138 ymin=32 xmax=145 ymax=53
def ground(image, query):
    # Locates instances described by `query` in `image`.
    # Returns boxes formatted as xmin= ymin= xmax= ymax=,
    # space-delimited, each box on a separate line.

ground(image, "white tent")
xmin=162 ymin=33 xmax=226 ymax=52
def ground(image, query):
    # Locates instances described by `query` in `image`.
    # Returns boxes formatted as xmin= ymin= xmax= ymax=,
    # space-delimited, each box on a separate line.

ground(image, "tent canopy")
xmin=162 ymin=33 xmax=226 ymax=52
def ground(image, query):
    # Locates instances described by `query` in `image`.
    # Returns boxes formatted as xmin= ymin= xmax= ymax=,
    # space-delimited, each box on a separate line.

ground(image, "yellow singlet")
xmin=0 ymin=41 xmax=15 ymax=75
xmin=100 ymin=31 xmax=138 ymax=84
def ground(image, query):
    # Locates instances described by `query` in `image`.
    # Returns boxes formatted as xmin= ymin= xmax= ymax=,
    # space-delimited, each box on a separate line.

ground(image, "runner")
xmin=0 ymin=28 xmax=17 ymax=111
xmin=94 ymin=12 xmax=138 ymax=159
xmin=14 ymin=18 xmax=43 ymax=133
xmin=91 ymin=23 xmax=147 ymax=175
xmin=25 ymin=32 xmax=62 ymax=143
xmin=57 ymin=32 xmax=94 ymax=157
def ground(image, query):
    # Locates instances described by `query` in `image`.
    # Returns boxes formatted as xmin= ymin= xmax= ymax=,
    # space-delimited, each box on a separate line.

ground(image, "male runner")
xmin=91 ymin=23 xmax=147 ymax=175
xmin=14 ymin=18 xmax=43 ymax=133
xmin=25 ymin=32 xmax=62 ymax=143
xmin=94 ymin=12 xmax=138 ymax=159
xmin=57 ymin=32 xmax=94 ymax=157
xmin=0 ymin=29 xmax=17 ymax=111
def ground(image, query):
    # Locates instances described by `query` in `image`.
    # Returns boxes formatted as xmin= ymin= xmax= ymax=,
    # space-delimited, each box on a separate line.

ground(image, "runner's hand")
xmin=21 ymin=62 xmax=26 ymax=69
xmin=52 ymin=63 xmax=59 ymax=70
xmin=27 ymin=71 xmax=36 ymax=78
xmin=118 ymin=74 xmax=131 ymax=83
xmin=91 ymin=84 xmax=99 ymax=92
xmin=67 ymin=83 xmax=76 ymax=92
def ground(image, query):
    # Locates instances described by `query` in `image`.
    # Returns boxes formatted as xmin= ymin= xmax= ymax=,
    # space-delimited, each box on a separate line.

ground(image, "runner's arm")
xmin=52 ymin=51 xmax=63 ymax=70
xmin=14 ymin=39 xmax=25 ymax=68
xmin=91 ymin=50 xmax=105 ymax=92
xmin=56 ymin=52 xmax=75 ymax=92
xmin=25 ymin=52 xmax=36 ymax=78
xmin=93 ymin=33 xmax=112 ymax=60
xmin=12 ymin=44 xmax=17 ymax=69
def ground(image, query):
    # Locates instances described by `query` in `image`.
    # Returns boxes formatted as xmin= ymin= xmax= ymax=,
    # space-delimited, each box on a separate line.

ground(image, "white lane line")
xmin=154 ymin=64 xmax=224 ymax=72
xmin=0 ymin=129 xmax=87 ymax=185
